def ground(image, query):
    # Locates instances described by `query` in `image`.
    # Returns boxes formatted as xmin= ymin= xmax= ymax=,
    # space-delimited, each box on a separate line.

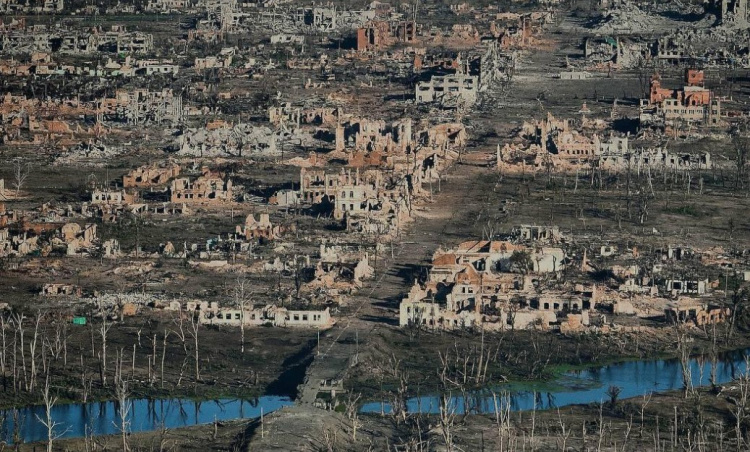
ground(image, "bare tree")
xmin=171 ymin=311 xmax=189 ymax=356
xmin=36 ymin=376 xmax=70 ymax=452
xmin=115 ymin=350 xmax=131 ymax=452
xmin=606 ymin=385 xmax=622 ymax=408
xmin=188 ymin=312 xmax=201 ymax=382
xmin=639 ymin=392 xmax=652 ymax=437
xmin=556 ymin=408 xmax=572 ymax=452
xmin=10 ymin=312 xmax=26 ymax=394
xmin=28 ymin=313 xmax=42 ymax=392
xmin=98 ymin=305 xmax=112 ymax=387
xmin=438 ymin=392 xmax=457 ymax=452
xmin=676 ymin=324 xmax=694 ymax=398
xmin=492 ymin=390 xmax=513 ymax=452
xmin=233 ymin=274 xmax=251 ymax=354
xmin=345 ymin=392 xmax=362 ymax=442
xmin=12 ymin=158 xmax=31 ymax=198
xmin=729 ymin=356 xmax=750 ymax=451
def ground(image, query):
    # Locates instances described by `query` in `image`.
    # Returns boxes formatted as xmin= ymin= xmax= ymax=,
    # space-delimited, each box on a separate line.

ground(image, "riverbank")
xmin=346 ymin=324 xmax=750 ymax=403
xmin=246 ymin=383 xmax=747 ymax=451
xmin=12 ymin=342 xmax=749 ymax=450
xmin=0 ymin=314 xmax=317 ymax=412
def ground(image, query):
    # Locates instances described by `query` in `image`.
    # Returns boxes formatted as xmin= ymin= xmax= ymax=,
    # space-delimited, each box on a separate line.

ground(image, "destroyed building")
xmin=100 ymin=89 xmax=183 ymax=125
xmin=123 ymin=163 xmax=181 ymax=188
xmin=497 ymin=111 xmax=712 ymax=173
xmin=91 ymin=188 xmax=139 ymax=205
xmin=200 ymin=304 xmax=335 ymax=329
xmin=639 ymin=71 xmax=722 ymax=127
xmin=416 ymin=74 xmax=478 ymax=106
xmin=0 ymin=24 xmax=153 ymax=54
xmin=397 ymin=239 xmax=598 ymax=332
xmin=665 ymin=299 xmax=730 ymax=326
xmin=721 ymin=0 xmax=749 ymax=25
xmin=40 ymin=283 xmax=81 ymax=297
xmin=295 ymin=5 xmax=376 ymax=32
xmin=177 ymin=121 xmax=279 ymax=157
xmin=415 ymin=41 xmax=513 ymax=106
xmin=170 ymin=167 xmax=233 ymax=204
xmin=356 ymin=20 xmax=417 ymax=52
xmin=236 ymin=213 xmax=284 ymax=240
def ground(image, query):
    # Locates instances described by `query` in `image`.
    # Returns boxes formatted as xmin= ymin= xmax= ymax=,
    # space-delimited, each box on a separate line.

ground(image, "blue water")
xmin=4 ymin=348 xmax=750 ymax=444
xmin=0 ymin=396 xmax=293 ymax=444
xmin=360 ymin=348 xmax=750 ymax=414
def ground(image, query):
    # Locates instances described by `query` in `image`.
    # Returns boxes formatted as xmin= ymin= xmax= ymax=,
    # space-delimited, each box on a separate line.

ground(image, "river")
xmin=3 ymin=347 xmax=749 ymax=444
xmin=360 ymin=347 xmax=750 ymax=414
xmin=0 ymin=396 xmax=293 ymax=444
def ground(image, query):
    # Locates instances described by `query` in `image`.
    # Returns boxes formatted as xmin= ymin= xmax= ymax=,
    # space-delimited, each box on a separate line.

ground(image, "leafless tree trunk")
xmin=28 ymin=313 xmax=42 ymax=392
xmin=709 ymin=322 xmax=719 ymax=388
xmin=439 ymin=392 xmax=456 ymax=452
xmin=676 ymin=324 xmax=693 ymax=398
xmin=115 ymin=349 xmax=131 ymax=452
xmin=639 ymin=392 xmax=652 ymax=437
xmin=188 ymin=313 xmax=201 ymax=382
xmin=80 ymin=353 xmax=91 ymax=403
xmin=98 ymin=306 xmax=112 ymax=387
xmin=12 ymin=158 xmax=30 ymax=198
xmin=493 ymin=390 xmax=512 ymax=452
xmin=234 ymin=275 xmax=251 ymax=354
xmin=556 ymin=408 xmax=572 ymax=451
xmin=730 ymin=357 xmax=750 ymax=451
xmin=161 ymin=329 xmax=168 ymax=389
xmin=12 ymin=313 xmax=27 ymax=393
xmin=172 ymin=312 xmax=189 ymax=356
xmin=36 ymin=376 xmax=69 ymax=452
xmin=345 ymin=392 xmax=362 ymax=442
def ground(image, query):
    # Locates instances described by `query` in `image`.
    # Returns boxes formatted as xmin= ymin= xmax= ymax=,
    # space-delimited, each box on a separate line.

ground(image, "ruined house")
xmin=398 ymin=239 xmax=574 ymax=331
xmin=295 ymin=6 xmax=376 ymax=32
xmin=513 ymin=225 xmax=562 ymax=243
xmin=0 ymin=24 xmax=153 ymax=54
xmin=356 ymin=20 xmax=417 ymax=51
xmin=59 ymin=222 xmax=97 ymax=255
xmin=300 ymin=167 xmax=384 ymax=220
xmin=305 ymin=243 xmax=374 ymax=291
xmin=664 ymin=279 xmax=709 ymax=296
xmin=415 ymin=41 xmax=511 ymax=107
xmin=91 ymin=188 xmax=139 ymax=205
xmin=123 ymin=163 xmax=181 ymax=188
xmin=177 ymin=122 xmax=278 ymax=157
xmin=99 ymin=89 xmax=183 ymax=125
xmin=0 ymin=0 xmax=64 ymax=13
xmin=201 ymin=304 xmax=335 ymax=329
xmin=598 ymin=147 xmax=712 ymax=171
xmin=146 ymin=0 xmax=198 ymax=13
xmin=665 ymin=299 xmax=730 ymax=326
xmin=416 ymin=74 xmax=478 ymax=106
xmin=639 ymin=71 xmax=722 ymax=126
xmin=40 ymin=283 xmax=82 ymax=297
xmin=170 ymin=167 xmax=233 ymax=204
xmin=236 ymin=213 xmax=283 ymax=240
xmin=195 ymin=48 xmax=234 ymax=70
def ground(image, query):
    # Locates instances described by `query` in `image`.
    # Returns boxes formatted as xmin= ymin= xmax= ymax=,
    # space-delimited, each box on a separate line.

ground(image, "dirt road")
xmin=297 ymin=158 xmax=493 ymax=404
